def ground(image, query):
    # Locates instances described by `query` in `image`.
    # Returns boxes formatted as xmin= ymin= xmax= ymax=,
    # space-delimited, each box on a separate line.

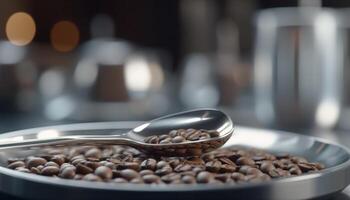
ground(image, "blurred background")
xmin=1 ymin=0 xmax=350 ymax=142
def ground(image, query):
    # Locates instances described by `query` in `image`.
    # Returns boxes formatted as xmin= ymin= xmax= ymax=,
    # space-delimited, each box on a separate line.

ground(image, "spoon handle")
xmin=0 ymin=134 xmax=131 ymax=149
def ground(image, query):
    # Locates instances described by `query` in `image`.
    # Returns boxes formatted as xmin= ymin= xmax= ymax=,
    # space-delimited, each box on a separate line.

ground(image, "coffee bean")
xmin=27 ymin=157 xmax=47 ymax=168
xmin=30 ymin=167 xmax=40 ymax=174
xmin=51 ymin=155 xmax=65 ymax=166
xmin=120 ymin=169 xmax=139 ymax=181
xmin=113 ymin=178 xmax=128 ymax=183
xmin=83 ymin=174 xmax=102 ymax=182
xmin=141 ymin=159 xmax=157 ymax=170
xmin=214 ymin=173 xmax=231 ymax=182
xmin=60 ymin=167 xmax=76 ymax=179
xmin=155 ymin=166 xmax=173 ymax=176
xmin=197 ymin=171 xmax=212 ymax=183
xmin=76 ymin=164 xmax=93 ymax=175
xmin=207 ymin=130 xmax=220 ymax=138
xmin=298 ymin=163 xmax=314 ymax=172
xmin=130 ymin=178 xmax=144 ymax=184
xmin=187 ymin=131 xmax=201 ymax=141
xmin=260 ymin=161 xmax=275 ymax=173
xmin=45 ymin=161 xmax=59 ymax=168
xmin=174 ymin=163 xmax=192 ymax=172
xmin=159 ymin=138 xmax=172 ymax=144
xmin=182 ymin=175 xmax=196 ymax=184
xmin=161 ymin=173 xmax=182 ymax=183
xmin=139 ymin=170 xmax=154 ymax=176
xmin=41 ymin=166 xmax=59 ymax=176
xmin=15 ymin=167 xmax=30 ymax=173
xmin=172 ymin=136 xmax=186 ymax=143
xmin=95 ymin=166 xmax=113 ymax=179
xmin=8 ymin=142 xmax=325 ymax=185
xmin=159 ymin=134 xmax=170 ymax=141
xmin=220 ymin=164 xmax=236 ymax=173
xmin=231 ymin=172 xmax=245 ymax=181
xmin=236 ymin=157 xmax=255 ymax=167
xmin=144 ymin=136 xmax=159 ymax=144
xmin=8 ymin=161 xmax=25 ymax=169
xmin=143 ymin=174 xmax=160 ymax=184
xmin=289 ymin=167 xmax=302 ymax=175
xmin=8 ymin=158 xmax=24 ymax=164
xmin=74 ymin=174 xmax=83 ymax=180
xmin=205 ymin=160 xmax=221 ymax=173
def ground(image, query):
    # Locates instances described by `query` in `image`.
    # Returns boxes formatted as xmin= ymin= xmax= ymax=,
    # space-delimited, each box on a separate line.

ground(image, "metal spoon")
xmin=0 ymin=109 xmax=234 ymax=156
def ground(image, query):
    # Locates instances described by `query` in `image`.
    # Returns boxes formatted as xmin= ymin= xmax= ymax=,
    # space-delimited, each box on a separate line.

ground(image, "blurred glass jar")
xmin=68 ymin=39 xmax=171 ymax=121
xmin=254 ymin=8 xmax=344 ymax=130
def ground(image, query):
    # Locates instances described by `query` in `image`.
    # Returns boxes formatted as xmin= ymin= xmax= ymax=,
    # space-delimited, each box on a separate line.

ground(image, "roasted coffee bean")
xmin=155 ymin=166 xmax=173 ymax=176
xmin=51 ymin=155 xmax=65 ymax=166
xmin=144 ymin=136 xmax=159 ymax=144
xmin=120 ymin=169 xmax=139 ymax=181
xmin=172 ymin=136 xmax=186 ymax=143
xmin=159 ymin=138 xmax=172 ymax=144
xmin=41 ymin=166 xmax=59 ymax=176
xmin=30 ymin=167 xmax=40 ymax=174
xmin=83 ymin=174 xmax=102 ymax=182
xmin=8 ymin=158 xmax=24 ymax=164
xmin=143 ymin=174 xmax=161 ymax=184
xmin=76 ymin=164 xmax=93 ymax=175
xmin=205 ymin=160 xmax=221 ymax=172
xmin=236 ymin=157 xmax=255 ymax=167
xmin=139 ymin=170 xmax=154 ymax=176
xmin=220 ymin=164 xmax=236 ymax=173
xmin=8 ymin=161 xmax=25 ymax=169
xmin=140 ymin=159 xmax=157 ymax=170
xmin=60 ymin=167 xmax=76 ymax=179
xmin=187 ymin=131 xmax=201 ymax=141
xmin=45 ymin=161 xmax=59 ymax=168
xmin=260 ymin=161 xmax=275 ymax=173
xmin=144 ymin=129 xmax=220 ymax=144
xmin=159 ymin=134 xmax=170 ymax=141
xmin=156 ymin=161 xmax=169 ymax=169
xmin=72 ymin=158 xmax=85 ymax=166
xmin=85 ymin=161 xmax=101 ymax=170
xmin=298 ymin=163 xmax=314 ymax=172
xmin=197 ymin=171 xmax=212 ymax=183
xmin=27 ymin=157 xmax=47 ymax=168
xmin=174 ymin=163 xmax=192 ymax=172
xmin=169 ymin=130 xmax=178 ymax=137
xmin=231 ymin=172 xmax=245 ymax=181
xmin=16 ymin=167 xmax=30 ymax=173
xmin=113 ymin=178 xmax=128 ymax=183
xmin=8 ymin=143 xmax=325 ymax=185
xmin=161 ymin=173 xmax=181 ymax=183
xmin=95 ymin=166 xmax=113 ymax=179
xmin=289 ymin=167 xmax=302 ymax=175
xmin=130 ymin=178 xmax=144 ymax=184
xmin=207 ymin=130 xmax=220 ymax=138
xmin=182 ymin=175 xmax=196 ymax=184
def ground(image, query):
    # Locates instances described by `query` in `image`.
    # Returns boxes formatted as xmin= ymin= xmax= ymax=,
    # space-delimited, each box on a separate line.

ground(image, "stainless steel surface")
xmin=0 ymin=122 xmax=348 ymax=200
xmin=0 ymin=109 xmax=234 ymax=156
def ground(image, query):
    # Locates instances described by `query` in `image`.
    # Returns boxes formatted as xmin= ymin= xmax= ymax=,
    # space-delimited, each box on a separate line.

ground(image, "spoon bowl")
xmin=0 ymin=109 xmax=234 ymax=156
xmin=128 ymin=109 xmax=234 ymax=155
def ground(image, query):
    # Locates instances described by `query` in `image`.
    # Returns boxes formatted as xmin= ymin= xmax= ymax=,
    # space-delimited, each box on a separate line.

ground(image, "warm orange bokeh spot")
xmin=50 ymin=21 xmax=80 ymax=52
xmin=6 ymin=12 xmax=36 ymax=46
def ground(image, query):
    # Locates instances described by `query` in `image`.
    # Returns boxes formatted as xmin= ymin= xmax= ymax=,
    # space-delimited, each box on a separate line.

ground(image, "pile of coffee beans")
xmin=6 ymin=145 xmax=324 ymax=185
xmin=144 ymin=129 xmax=220 ymax=144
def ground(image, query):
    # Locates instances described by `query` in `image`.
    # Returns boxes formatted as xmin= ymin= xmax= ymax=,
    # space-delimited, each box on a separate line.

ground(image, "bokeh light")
xmin=50 ymin=21 xmax=80 ymax=52
xmin=6 ymin=12 xmax=36 ymax=46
